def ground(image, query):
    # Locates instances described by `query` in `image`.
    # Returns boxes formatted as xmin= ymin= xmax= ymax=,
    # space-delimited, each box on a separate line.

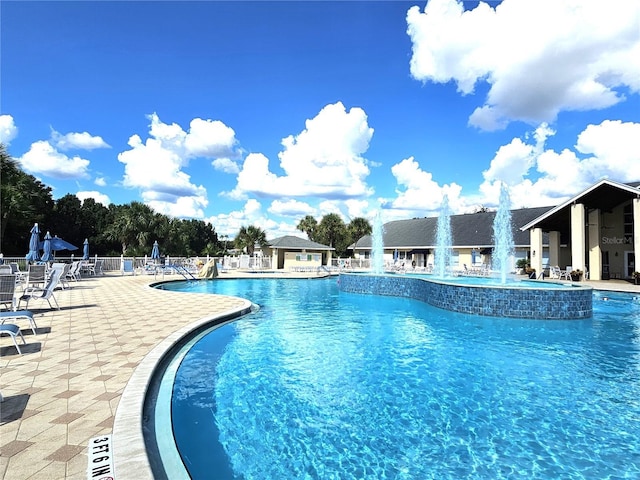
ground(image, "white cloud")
xmin=407 ymin=0 xmax=640 ymax=130
xmin=229 ymin=102 xmax=374 ymax=199
xmin=576 ymin=120 xmax=640 ymax=182
xmin=383 ymin=156 xmax=464 ymax=216
xmin=94 ymin=177 xmax=107 ymax=187
xmin=268 ymin=199 xmax=316 ymax=217
xmin=118 ymin=113 xmax=241 ymax=218
xmin=77 ymin=191 xmax=111 ymax=206
xmin=478 ymin=120 xmax=640 ymax=209
xmin=212 ymin=157 xmax=240 ymax=174
xmin=0 ymin=115 xmax=18 ymax=144
xmin=207 ymin=199 xmax=286 ymax=239
xmin=18 ymin=140 xmax=90 ymax=179
xmin=51 ymin=130 xmax=110 ymax=150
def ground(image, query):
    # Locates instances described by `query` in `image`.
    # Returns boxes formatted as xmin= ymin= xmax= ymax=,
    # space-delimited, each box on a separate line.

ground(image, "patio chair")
xmin=0 ymin=323 xmax=27 ymax=355
xmin=50 ymin=263 xmax=71 ymax=289
xmin=0 ymin=274 xmax=17 ymax=310
xmin=66 ymin=261 xmax=83 ymax=281
xmin=9 ymin=263 xmax=27 ymax=287
xmin=26 ymin=264 xmax=47 ymax=289
xmin=18 ymin=268 xmax=62 ymax=310
xmin=121 ymin=259 xmax=135 ymax=276
xmin=85 ymin=259 xmax=104 ymax=276
xmin=0 ymin=310 xmax=38 ymax=335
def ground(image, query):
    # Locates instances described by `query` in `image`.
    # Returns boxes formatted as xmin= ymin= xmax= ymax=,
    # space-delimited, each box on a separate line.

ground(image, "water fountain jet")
xmin=371 ymin=210 xmax=385 ymax=275
xmin=434 ymin=195 xmax=453 ymax=278
xmin=492 ymin=183 xmax=515 ymax=284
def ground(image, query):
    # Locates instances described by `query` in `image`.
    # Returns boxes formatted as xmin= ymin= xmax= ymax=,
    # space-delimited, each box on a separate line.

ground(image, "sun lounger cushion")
xmin=0 ymin=310 xmax=37 ymax=335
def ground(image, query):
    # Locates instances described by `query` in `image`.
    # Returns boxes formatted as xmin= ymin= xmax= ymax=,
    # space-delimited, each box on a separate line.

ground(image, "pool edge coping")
xmin=111 ymin=286 xmax=253 ymax=480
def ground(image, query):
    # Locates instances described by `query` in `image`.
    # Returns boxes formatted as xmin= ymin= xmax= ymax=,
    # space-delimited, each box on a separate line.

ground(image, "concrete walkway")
xmin=0 ymin=273 xmax=250 ymax=480
xmin=1 ymin=272 xmax=638 ymax=479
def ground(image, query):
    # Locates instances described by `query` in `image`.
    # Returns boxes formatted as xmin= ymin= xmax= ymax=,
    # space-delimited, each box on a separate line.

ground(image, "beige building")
xmin=522 ymin=179 xmax=640 ymax=280
xmin=261 ymin=235 xmax=334 ymax=270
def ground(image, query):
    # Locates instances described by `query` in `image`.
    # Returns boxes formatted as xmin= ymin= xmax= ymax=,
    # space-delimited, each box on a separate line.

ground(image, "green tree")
xmin=235 ymin=225 xmax=268 ymax=256
xmin=296 ymin=215 xmax=318 ymax=241
xmin=347 ymin=217 xmax=372 ymax=247
xmin=0 ymin=144 xmax=54 ymax=254
xmin=316 ymin=213 xmax=347 ymax=255
xmin=50 ymin=194 xmax=84 ymax=248
xmin=103 ymin=202 xmax=158 ymax=255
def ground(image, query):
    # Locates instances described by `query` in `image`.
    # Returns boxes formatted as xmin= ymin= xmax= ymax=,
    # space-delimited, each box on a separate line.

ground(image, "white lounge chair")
xmin=66 ymin=261 xmax=83 ymax=281
xmin=0 ymin=323 xmax=27 ymax=355
xmin=50 ymin=263 xmax=71 ymax=289
xmin=18 ymin=268 xmax=62 ymax=310
xmin=0 ymin=310 xmax=38 ymax=335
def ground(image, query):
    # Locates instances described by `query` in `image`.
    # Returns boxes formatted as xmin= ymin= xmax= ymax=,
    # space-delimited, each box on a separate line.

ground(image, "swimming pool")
xmin=150 ymin=278 xmax=640 ymax=479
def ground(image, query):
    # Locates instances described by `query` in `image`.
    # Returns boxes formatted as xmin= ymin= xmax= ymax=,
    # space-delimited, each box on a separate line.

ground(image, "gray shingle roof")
xmin=268 ymin=235 xmax=333 ymax=251
xmin=353 ymin=206 xmax=553 ymax=249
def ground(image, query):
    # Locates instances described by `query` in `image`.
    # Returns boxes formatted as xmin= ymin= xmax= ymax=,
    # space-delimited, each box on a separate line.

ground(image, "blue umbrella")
xmin=151 ymin=240 xmax=160 ymax=260
xmin=45 ymin=236 xmax=78 ymax=252
xmin=25 ymin=223 xmax=41 ymax=262
xmin=41 ymin=231 xmax=53 ymax=262
xmin=83 ymin=238 xmax=90 ymax=260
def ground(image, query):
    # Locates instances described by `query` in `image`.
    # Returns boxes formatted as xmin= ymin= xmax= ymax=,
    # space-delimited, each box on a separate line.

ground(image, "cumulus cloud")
xmin=206 ymin=199 xmax=292 ymax=239
xmin=0 ymin=115 xmax=18 ymax=144
xmin=118 ymin=113 xmax=242 ymax=218
xmin=229 ymin=102 xmax=374 ymax=200
xmin=407 ymin=0 xmax=640 ymax=130
xmin=51 ymin=130 xmax=110 ymax=150
xmin=478 ymin=120 xmax=640 ymax=208
xmin=382 ymin=156 xmax=464 ymax=216
xmin=94 ymin=177 xmax=107 ymax=187
xmin=268 ymin=199 xmax=316 ymax=217
xmin=77 ymin=191 xmax=111 ymax=206
xmin=18 ymin=140 xmax=90 ymax=179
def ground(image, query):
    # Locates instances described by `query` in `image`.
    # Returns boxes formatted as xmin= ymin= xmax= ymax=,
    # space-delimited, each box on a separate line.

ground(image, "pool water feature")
xmin=148 ymin=278 xmax=640 ymax=479
xmin=339 ymin=273 xmax=592 ymax=320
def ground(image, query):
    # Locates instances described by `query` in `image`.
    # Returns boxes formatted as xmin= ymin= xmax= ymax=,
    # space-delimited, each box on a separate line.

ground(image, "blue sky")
xmin=2 ymin=0 xmax=639 ymax=239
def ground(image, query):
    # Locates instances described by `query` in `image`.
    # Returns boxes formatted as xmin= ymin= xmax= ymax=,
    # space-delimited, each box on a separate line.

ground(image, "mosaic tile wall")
xmin=338 ymin=273 xmax=593 ymax=320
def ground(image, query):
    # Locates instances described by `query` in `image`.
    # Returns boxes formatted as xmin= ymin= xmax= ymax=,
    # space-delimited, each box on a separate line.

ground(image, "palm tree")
xmin=104 ymin=202 xmax=157 ymax=254
xmin=235 ymin=225 xmax=268 ymax=256
xmin=296 ymin=215 xmax=318 ymax=241
xmin=317 ymin=213 xmax=346 ymax=250
xmin=347 ymin=217 xmax=372 ymax=246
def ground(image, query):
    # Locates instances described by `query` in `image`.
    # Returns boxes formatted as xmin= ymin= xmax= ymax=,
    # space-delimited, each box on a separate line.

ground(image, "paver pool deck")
xmin=1 ymin=272 xmax=638 ymax=479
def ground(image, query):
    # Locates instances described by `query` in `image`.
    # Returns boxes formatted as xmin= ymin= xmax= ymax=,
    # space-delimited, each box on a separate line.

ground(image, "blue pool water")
xmin=155 ymin=278 xmax=640 ymax=479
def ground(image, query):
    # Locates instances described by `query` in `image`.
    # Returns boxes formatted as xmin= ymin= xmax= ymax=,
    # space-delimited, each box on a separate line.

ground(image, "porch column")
xmin=327 ymin=249 xmax=332 ymax=267
xmin=588 ymin=209 xmax=601 ymax=280
xmin=548 ymin=231 xmax=561 ymax=267
xmin=634 ymin=198 xmax=640 ymax=273
xmin=272 ymin=249 xmax=278 ymax=270
xmin=530 ymin=227 xmax=543 ymax=275
xmin=571 ymin=203 xmax=586 ymax=272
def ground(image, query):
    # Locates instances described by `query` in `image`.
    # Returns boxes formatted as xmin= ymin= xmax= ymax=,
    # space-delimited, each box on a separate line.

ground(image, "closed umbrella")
xmin=151 ymin=240 xmax=160 ymax=260
xmin=83 ymin=239 xmax=90 ymax=260
xmin=25 ymin=223 xmax=41 ymax=262
xmin=41 ymin=231 xmax=53 ymax=262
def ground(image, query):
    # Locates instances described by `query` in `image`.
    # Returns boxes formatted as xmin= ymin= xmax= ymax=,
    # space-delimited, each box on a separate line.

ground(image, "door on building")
xmin=625 ymin=251 xmax=635 ymax=278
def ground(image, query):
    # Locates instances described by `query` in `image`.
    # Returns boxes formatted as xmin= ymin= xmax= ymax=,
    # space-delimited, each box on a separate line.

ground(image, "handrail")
xmin=166 ymin=264 xmax=197 ymax=280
